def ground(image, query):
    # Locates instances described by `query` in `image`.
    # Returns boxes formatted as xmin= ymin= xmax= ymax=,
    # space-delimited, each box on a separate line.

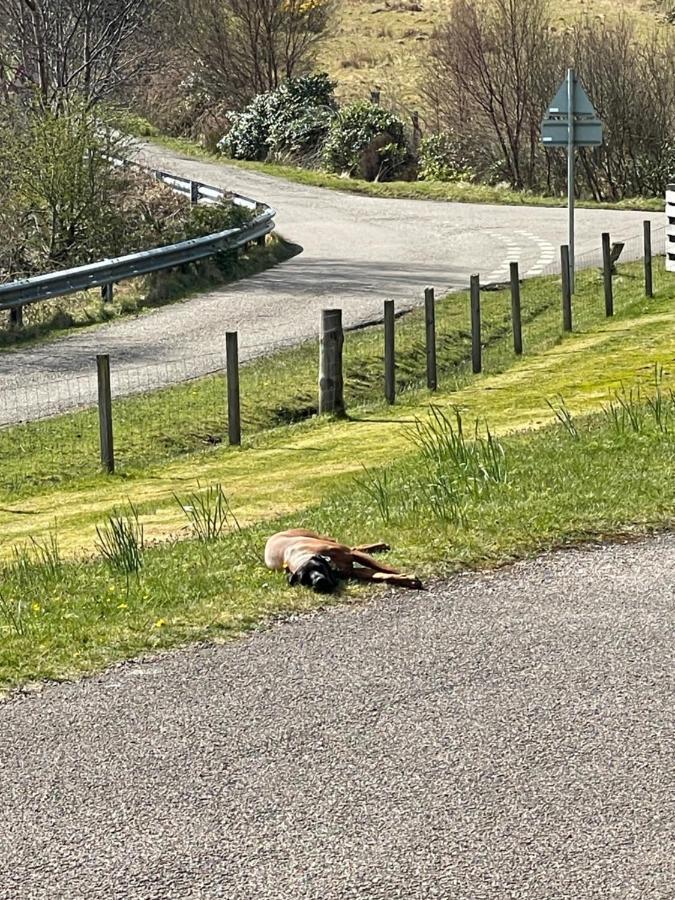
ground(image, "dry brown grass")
xmin=317 ymin=0 xmax=662 ymax=115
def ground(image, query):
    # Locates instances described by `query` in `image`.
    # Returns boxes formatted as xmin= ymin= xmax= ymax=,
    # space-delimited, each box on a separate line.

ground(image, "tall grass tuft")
xmin=645 ymin=364 xmax=673 ymax=433
xmin=355 ymin=466 xmax=392 ymax=524
xmin=29 ymin=530 xmax=62 ymax=578
xmin=411 ymin=406 xmax=507 ymax=492
xmin=175 ymin=483 xmax=237 ymax=542
xmin=546 ymin=396 xmax=579 ymax=439
xmin=10 ymin=529 xmax=62 ymax=589
xmin=95 ymin=504 xmax=144 ymax=574
xmin=0 ymin=591 xmax=32 ymax=637
xmin=604 ymin=384 xmax=644 ymax=434
xmin=352 ymin=407 xmax=509 ymax=527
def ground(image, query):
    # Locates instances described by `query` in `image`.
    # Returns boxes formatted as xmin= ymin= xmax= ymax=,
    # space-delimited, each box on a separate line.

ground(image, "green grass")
xmin=149 ymin=133 xmax=663 ymax=212
xmin=0 ymin=254 xmax=673 ymax=563
xmin=1 ymin=247 xmax=673 ymax=692
xmin=1 ymin=394 xmax=673 ymax=693
xmin=0 ymin=235 xmax=296 ymax=351
xmin=1 ymin=257 xmax=666 ymax=508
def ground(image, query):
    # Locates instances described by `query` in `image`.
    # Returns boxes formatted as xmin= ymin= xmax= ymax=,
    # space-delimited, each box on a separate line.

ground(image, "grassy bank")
xmin=318 ymin=0 xmax=655 ymax=108
xmin=1 ymin=248 xmax=673 ymax=691
xmin=1 ymin=258 xmax=666 ymax=508
xmin=1 ymin=393 xmax=673 ymax=693
xmin=0 ymin=254 xmax=673 ymax=561
xmin=148 ymin=133 xmax=663 ymax=213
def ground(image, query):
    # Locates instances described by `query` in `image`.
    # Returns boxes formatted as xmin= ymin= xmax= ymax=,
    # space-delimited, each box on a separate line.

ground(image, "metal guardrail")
xmin=0 ymin=164 xmax=276 ymax=313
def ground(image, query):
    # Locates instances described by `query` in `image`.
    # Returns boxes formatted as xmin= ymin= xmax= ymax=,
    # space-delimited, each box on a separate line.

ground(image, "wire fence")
xmin=0 ymin=219 xmax=668 ymax=500
xmin=539 ymin=223 xmax=666 ymax=277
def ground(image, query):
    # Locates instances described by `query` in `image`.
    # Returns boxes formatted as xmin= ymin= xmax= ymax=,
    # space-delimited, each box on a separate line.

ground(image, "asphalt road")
xmin=1 ymin=535 xmax=673 ymax=899
xmin=0 ymin=143 xmax=664 ymax=425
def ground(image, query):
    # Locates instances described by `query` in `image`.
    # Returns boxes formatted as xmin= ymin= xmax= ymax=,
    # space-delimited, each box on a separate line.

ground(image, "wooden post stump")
xmin=319 ymin=309 xmax=345 ymax=415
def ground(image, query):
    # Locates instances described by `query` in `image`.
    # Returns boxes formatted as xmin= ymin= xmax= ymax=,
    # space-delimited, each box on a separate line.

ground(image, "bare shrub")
xmin=187 ymin=0 xmax=334 ymax=110
xmin=423 ymin=0 xmax=675 ymax=199
xmin=423 ymin=0 xmax=558 ymax=190
xmin=0 ymin=0 xmax=166 ymax=108
xmin=568 ymin=16 xmax=675 ymax=200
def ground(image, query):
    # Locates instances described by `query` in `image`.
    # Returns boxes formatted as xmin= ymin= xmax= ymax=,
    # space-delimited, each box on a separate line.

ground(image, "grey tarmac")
xmin=0 ymin=142 xmax=664 ymax=425
xmin=1 ymin=534 xmax=673 ymax=899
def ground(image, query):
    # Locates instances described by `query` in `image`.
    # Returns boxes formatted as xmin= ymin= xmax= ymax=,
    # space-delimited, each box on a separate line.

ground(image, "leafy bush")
xmin=219 ymin=73 xmax=337 ymax=164
xmin=322 ymin=101 xmax=412 ymax=181
xmin=0 ymin=99 xmax=254 ymax=283
xmin=181 ymin=200 xmax=252 ymax=241
xmin=0 ymin=101 xmax=135 ymax=278
xmin=418 ymin=133 xmax=475 ymax=182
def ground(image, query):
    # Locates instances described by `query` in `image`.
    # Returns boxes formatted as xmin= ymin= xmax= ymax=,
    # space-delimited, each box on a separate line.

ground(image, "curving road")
xmin=0 ymin=142 xmax=664 ymax=424
xmin=1 ymin=535 xmax=673 ymax=898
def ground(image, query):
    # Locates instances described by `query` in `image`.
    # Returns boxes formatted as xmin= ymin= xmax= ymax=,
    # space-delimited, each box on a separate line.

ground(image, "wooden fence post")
xmin=470 ymin=275 xmax=481 ymax=374
xmin=561 ymin=245 xmax=573 ymax=332
xmin=384 ymin=300 xmax=395 ymax=404
xmin=424 ymin=286 xmax=437 ymax=390
xmin=411 ymin=111 xmax=422 ymax=152
xmin=602 ymin=232 xmax=614 ymax=317
xmin=96 ymin=354 xmax=115 ymax=474
xmin=510 ymin=262 xmax=523 ymax=355
xmin=319 ymin=309 xmax=345 ymax=415
xmin=226 ymin=332 xmax=241 ymax=445
xmin=9 ymin=305 xmax=23 ymax=328
xmin=644 ymin=220 xmax=653 ymax=299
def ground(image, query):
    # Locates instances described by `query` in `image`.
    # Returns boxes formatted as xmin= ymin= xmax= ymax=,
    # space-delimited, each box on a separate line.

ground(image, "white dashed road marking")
xmin=485 ymin=230 xmax=557 ymax=283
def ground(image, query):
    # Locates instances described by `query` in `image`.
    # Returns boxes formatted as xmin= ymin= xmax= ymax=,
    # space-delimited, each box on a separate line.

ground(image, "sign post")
xmin=567 ymin=68 xmax=575 ymax=292
xmin=542 ymin=70 xmax=603 ymax=294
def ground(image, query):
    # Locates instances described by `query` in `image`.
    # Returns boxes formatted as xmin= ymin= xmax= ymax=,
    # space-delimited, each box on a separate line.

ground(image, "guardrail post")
xmin=226 ymin=332 xmax=241 ymax=445
xmin=470 ymin=275 xmax=481 ymax=374
xmin=510 ymin=262 xmax=523 ymax=355
xmin=384 ymin=300 xmax=396 ymax=404
xmin=96 ymin=354 xmax=115 ymax=474
xmin=319 ymin=309 xmax=345 ymax=415
xmin=256 ymin=235 xmax=266 ymax=247
xmin=190 ymin=181 xmax=200 ymax=206
xmin=561 ymin=245 xmax=573 ymax=332
xmin=424 ymin=286 xmax=437 ymax=391
xmin=0 ymin=163 xmax=277 ymax=316
xmin=644 ymin=220 xmax=653 ymax=298
xmin=602 ymin=232 xmax=614 ymax=317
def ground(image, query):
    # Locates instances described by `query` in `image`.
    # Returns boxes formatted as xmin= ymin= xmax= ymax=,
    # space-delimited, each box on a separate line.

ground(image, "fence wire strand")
xmin=0 ymin=220 xmax=668 ymax=505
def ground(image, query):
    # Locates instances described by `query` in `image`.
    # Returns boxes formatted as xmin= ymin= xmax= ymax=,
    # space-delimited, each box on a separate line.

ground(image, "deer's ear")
xmin=287 ymin=569 xmax=300 ymax=587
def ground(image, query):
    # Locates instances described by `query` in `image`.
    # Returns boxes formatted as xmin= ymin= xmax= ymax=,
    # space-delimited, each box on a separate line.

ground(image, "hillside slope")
xmin=318 ymin=0 xmax=662 ymax=111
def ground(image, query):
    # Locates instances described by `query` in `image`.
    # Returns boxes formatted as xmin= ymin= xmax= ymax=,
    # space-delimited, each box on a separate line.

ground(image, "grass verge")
xmin=148 ymin=133 xmax=663 ymax=213
xmin=1 ymin=257 xmax=670 ymax=509
xmin=1 ymin=394 xmax=673 ymax=694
